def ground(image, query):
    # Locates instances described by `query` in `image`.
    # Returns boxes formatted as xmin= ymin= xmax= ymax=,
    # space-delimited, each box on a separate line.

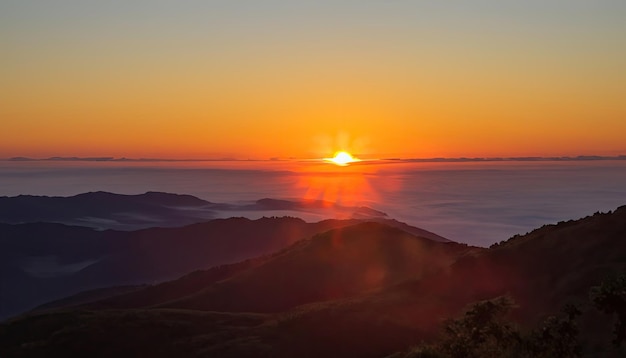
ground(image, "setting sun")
xmin=324 ymin=151 xmax=359 ymax=166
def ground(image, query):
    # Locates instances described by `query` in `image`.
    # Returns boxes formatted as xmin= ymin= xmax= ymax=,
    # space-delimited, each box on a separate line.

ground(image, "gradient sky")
xmin=1 ymin=1 xmax=625 ymax=159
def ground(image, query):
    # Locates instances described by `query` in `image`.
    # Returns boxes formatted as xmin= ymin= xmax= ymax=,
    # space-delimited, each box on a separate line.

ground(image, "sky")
xmin=1 ymin=1 xmax=625 ymax=159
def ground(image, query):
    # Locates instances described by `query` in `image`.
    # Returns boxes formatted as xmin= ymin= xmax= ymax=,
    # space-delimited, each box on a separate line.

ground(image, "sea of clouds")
xmin=2 ymin=159 xmax=625 ymax=247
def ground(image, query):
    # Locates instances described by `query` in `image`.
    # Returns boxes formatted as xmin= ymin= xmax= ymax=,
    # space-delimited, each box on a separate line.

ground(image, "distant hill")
xmin=2 ymin=206 xmax=625 ymax=357
xmin=0 ymin=191 xmax=217 ymax=230
xmin=0 ymin=191 xmax=405 ymax=231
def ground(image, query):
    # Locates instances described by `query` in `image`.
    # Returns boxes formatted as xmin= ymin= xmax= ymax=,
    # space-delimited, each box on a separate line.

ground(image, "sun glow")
xmin=324 ymin=151 xmax=359 ymax=166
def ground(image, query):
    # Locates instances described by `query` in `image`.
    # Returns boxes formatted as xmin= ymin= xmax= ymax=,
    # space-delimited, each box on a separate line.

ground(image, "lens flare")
xmin=324 ymin=151 xmax=359 ymax=166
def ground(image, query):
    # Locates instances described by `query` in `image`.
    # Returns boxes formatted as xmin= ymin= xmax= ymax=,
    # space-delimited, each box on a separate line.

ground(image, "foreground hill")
xmin=2 ymin=206 xmax=625 ymax=357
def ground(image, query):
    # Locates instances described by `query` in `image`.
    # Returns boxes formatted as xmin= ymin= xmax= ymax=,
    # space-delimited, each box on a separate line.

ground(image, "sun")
xmin=324 ymin=151 xmax=359 ymax=166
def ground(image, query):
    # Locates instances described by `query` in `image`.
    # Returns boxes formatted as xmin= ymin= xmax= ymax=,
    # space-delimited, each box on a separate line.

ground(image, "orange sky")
xmin=1 ymin=2 xmax=625 ymax=159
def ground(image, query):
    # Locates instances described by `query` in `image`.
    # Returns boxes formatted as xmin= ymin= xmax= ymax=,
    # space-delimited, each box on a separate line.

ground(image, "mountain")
xmin=0 ymin=191 xmax=447 ymax=320
xmin=2 ymin=206 xmax=625 ymax=357
xmin=0 ymin=192 xmax=403 ymax=231
xmin=0 ymin=221 xmax=473 ymax=357
xmin=0 ymin=191 xmax=217 ymax=230
xmin=2 ymin=216 xmax=426 ymax=320
xmin=82 ymin=222 xmax=473 ymax=313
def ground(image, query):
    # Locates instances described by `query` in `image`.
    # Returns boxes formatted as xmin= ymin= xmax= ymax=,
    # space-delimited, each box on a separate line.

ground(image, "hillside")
xmin=87 ymin=222 xmax=474 ymax=313
xmin=2 ymin=216 xmax=415 ymax=320
xmin=2 ymin=206 xmax=626 ymax=357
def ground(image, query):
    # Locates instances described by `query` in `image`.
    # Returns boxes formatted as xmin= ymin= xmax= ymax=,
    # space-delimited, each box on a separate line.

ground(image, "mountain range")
xmin=0 ymin=192 xmax=445 ymax=320
xmin=1 ymin=192 xmax=625 ymax=357
xmin=0 ymin=191 xmax=394 ymax=231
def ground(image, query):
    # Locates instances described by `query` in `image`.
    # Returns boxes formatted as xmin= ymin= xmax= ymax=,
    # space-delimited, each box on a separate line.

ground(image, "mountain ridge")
xmin=2 ymin=206 xmax=624 ymax=357
xmin=0 ymin=214 xmax=448 ymax=320
xmin=0 ymin=191 xmax=407 ymax=232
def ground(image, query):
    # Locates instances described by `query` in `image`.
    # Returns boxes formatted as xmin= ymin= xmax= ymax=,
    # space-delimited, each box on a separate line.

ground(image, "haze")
xmin=3 ymin=159 xmax=626 ymax=247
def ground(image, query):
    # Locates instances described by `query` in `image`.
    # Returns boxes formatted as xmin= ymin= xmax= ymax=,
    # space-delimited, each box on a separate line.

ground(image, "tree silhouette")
xmin=440 ymin=296 xmax=520 ymax=358
xmin=526 ymin=304 xmax=581 ymax=357
xmin=394 ymin=297 xmax=582 ymax=358
xmin=590 ymin=275 xmax=626 ymax=347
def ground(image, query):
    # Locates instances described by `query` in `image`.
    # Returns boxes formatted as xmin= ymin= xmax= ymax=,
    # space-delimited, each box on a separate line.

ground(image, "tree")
xmin=440 ymin=296 xmax=521 ymax=358
xmin=394 ymin=297 xmax=583 ymax=358
xmin=526 ymin=304 xmax=581 ymax=357
xmin=590 ymin=275 xmax=626 ymax=346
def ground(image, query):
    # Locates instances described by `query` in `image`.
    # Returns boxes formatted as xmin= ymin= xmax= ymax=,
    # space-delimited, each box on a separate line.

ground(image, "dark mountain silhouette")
xmin=0 ymin=191 xmax=407 ymax=231
xmin=2 ymin=206 xmax=625 ymax=357
xmin=0 ymin=218 xmax=310 ymax=319
xmin=157 ymin=222 xmax=468 ymax=312
xmin=0 ymin=215 xmax=445 ymax=320
xmin=0 ymin=191 xmax=217 ymax=230
xmin=79 ymin=223 xmax=473 ymax=313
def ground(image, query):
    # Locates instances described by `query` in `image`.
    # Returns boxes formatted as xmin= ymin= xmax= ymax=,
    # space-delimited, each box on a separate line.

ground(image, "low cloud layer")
xmin=2 ymin=160 xmax=625 ymax=247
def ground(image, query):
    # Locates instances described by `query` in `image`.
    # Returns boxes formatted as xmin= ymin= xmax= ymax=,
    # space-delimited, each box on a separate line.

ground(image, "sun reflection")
xmin=295 ymin=161 xmax=379 ymax=208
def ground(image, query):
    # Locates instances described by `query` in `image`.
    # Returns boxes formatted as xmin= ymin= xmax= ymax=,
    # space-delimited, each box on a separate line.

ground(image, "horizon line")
xmin=3 ymin=155 xmax=626 ymax=163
